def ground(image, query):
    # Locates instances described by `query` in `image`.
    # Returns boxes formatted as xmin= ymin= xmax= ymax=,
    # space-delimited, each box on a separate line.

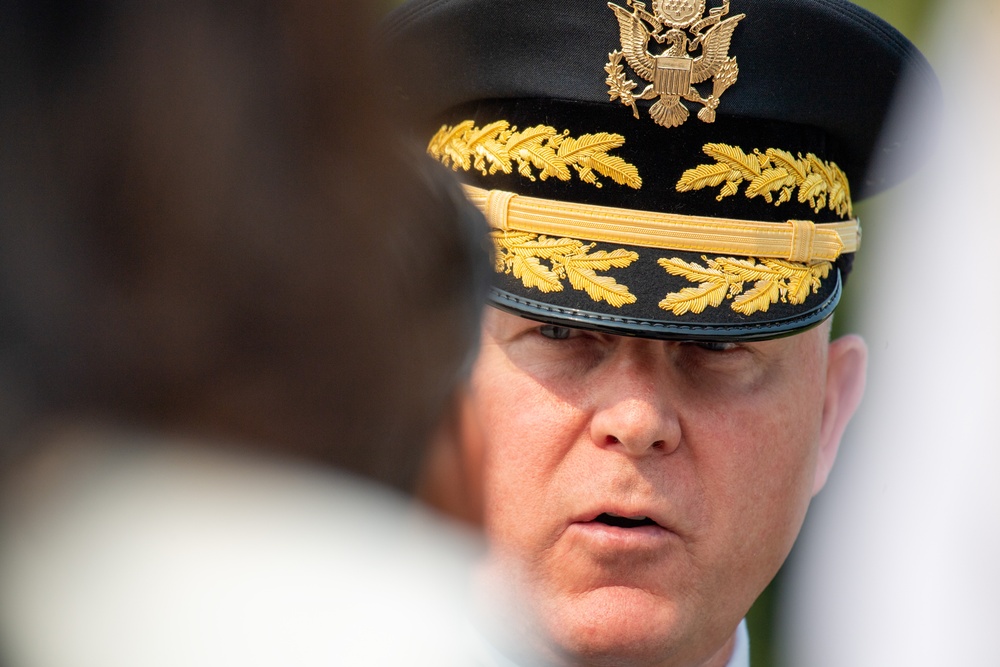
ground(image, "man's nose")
xmin=588 ymin=345 xmax=681 ymax=457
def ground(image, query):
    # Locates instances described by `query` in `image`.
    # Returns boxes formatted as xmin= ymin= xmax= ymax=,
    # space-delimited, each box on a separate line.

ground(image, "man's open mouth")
xmin=593 ymin=512 xmax=659 ymax=529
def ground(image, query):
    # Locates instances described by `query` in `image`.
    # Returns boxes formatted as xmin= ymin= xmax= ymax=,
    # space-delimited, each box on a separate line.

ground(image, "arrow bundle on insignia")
xmin=386 ymin=0 xmax=938 ymax=340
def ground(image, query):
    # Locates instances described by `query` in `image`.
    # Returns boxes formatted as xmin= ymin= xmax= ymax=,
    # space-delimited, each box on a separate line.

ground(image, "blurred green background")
xmin=377 ymin=0 xmax=943 ymax=664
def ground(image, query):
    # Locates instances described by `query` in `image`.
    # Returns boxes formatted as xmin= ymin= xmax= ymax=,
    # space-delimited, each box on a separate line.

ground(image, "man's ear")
xmin=812 ymin=334 xmax=868 ymax=496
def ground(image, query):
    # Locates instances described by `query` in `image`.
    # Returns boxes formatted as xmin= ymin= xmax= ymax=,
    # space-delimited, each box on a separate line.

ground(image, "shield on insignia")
xmin=653 ymin=56 xmax=692 ymax=96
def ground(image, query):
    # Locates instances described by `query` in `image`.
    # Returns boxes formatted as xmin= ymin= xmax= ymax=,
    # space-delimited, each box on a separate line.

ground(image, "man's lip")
xmin=565 ymin=507 xmax=679 ymax=544
xmin=564 ymin=515 xmax=674 ymax=551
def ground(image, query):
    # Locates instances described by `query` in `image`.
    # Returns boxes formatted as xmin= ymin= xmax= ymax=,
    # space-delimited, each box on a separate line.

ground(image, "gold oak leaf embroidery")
xmin=657 ymin=255 xmax=832 ymax=316
xmin=676 ymin=143 xmax=853 ymax=218
xmin=428 ymin=121 xmax=642 ymax=189
xmin=492 ymin=231 xmax=639 ymax=307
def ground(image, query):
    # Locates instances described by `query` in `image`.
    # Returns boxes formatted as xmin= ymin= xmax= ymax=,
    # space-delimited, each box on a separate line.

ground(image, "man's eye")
xmin=688 ymin=340 xmax=739 ymax=352
xmin=539 ymin=324 xmax=574 ymax=340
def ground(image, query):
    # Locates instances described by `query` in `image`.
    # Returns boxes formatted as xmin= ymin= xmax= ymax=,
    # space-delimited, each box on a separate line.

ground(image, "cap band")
xmin=463 ymin=184 xmax=860 ymax=263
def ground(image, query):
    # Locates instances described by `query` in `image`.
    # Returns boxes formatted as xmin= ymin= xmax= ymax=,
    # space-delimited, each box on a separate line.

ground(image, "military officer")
xmin=387 ymin=1 xmax=938 ymax=665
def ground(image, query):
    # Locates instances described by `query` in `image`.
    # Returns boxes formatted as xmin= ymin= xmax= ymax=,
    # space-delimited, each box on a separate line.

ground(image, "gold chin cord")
xmin=462 ymin=184 xmax=860 ymax=264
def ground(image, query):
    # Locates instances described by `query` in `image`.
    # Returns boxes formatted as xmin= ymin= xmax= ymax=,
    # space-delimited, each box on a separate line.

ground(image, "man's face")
xmin=463 ymin=308 xmax=866 ymax=667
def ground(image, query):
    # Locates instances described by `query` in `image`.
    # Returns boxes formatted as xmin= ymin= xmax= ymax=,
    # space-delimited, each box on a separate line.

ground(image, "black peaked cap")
xmin=385 ymin=0 xmax=939 ymax=340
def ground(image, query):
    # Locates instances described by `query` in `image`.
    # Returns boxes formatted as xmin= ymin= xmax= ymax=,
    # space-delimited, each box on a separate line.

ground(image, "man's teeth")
xmin=606 ymin=512 xmax=649 ymax=520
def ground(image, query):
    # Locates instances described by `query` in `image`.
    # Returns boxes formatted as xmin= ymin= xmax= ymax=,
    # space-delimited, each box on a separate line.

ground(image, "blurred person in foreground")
xmin=781 ymin=0 xmax=1000 ymax=664
xmin=0 ymin=1 xmax=488 ymax=665
xmin=388 ymin=1 xmax=940 ymax=665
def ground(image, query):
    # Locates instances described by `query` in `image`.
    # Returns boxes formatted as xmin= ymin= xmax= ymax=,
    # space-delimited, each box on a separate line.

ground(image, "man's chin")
xmin=534 ymin=586 xmax=693 ymax=667
xmin=477 ymin=563 xmax=740 ymax=667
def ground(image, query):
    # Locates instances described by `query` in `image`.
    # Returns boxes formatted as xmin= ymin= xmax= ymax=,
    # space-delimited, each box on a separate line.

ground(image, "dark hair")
xmin=0 ymin=0 xmax=488 ymax=491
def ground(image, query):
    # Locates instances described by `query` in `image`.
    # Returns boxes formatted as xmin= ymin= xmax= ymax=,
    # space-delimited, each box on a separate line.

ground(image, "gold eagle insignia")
xmin=605 ymin=0 xmax=744 ymax=128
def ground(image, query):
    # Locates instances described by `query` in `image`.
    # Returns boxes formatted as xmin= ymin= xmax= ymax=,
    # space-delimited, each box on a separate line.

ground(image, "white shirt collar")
xmin=726 ymin=618 xmax=751 ymax=667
